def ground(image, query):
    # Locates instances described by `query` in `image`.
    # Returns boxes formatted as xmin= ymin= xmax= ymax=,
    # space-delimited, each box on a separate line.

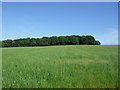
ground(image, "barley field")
xmin=2 ymin=45 xmax=118 ymax=88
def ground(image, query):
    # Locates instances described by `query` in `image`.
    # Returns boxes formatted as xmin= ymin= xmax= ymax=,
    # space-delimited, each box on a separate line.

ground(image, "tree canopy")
xmin=1 ymin=35 xmax=101 ymax=47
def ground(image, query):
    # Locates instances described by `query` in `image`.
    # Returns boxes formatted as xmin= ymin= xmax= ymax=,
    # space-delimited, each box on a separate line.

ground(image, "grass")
xmin=2 ymin=45 xmax=118 ymax=88
xmin=0 ymin=48 xmax=2 ymax=89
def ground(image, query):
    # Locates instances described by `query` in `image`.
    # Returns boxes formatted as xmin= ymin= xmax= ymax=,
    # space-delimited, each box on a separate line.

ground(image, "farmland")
xmin=2 ymin=45 xmax=118 ymax=88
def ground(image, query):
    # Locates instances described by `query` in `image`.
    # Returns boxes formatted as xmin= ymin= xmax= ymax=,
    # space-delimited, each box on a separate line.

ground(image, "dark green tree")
xmin=1 ymin=35 xmax=101 ymax=47
xmin=50 ymin=36 xmax=60 ymax=45
xmin=95 ymin=40 xmax=101 ymax=45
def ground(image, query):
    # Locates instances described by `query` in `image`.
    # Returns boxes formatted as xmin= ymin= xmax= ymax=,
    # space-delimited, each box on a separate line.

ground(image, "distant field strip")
xmin=2 ymin=45 xmax=118 ymax=88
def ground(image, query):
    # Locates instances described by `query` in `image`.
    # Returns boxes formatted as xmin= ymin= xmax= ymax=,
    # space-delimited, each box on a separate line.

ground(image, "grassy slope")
xmin=2 ymin=45 xmax=118 ymax=88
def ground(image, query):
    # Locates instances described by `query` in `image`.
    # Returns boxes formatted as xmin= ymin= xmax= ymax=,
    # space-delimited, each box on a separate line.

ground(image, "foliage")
xmin=1 ymin=35 xmax=101 ymax=47
xmin=0 ymin=41 xmax=2 ymax=47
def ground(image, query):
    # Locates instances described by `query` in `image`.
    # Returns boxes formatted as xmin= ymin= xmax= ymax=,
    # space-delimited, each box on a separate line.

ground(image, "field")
xmin=2 ymin=45 xmax=118 ymax=88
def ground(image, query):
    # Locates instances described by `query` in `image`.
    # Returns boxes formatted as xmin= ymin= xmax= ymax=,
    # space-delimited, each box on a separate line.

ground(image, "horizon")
xmin=1 ymin=35 xmax=118 ymax=45
xmin=2 ymin=2 xmax=118 ymax=45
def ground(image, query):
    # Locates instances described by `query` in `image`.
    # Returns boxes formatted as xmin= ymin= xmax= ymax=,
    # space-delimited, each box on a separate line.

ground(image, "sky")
xmin=2 ymin=2 xmax=118 ymax=45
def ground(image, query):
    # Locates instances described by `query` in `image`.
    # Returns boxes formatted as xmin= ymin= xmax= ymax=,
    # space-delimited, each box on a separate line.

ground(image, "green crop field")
xmin=2 ymin=45 xmax=118 ymax=88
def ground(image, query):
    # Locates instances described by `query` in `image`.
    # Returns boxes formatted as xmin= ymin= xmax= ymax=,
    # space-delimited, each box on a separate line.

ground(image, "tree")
xmin=95 ymin=40 xmax=101 ymax=45
xmin=81 ymin=36 xmax=88 ymax=45
xmin=50 ymin=36 xmax=60 ymax=45
xmin=2 ymin=39 xmax=14 ymax=47
xmin=1 ymin=35 xmax=101 ymax=47
xmin=29 ymin=38 xmax=37 ymax=46
xmin=86 ymin=35 xmax=96 ymax=45
xmin=0 ymin=41 xmax=2 ymax=47
xmin=67 ymin=36 xmax=79 ymax=45
xmin=58 ymin=36 xmax=66 ymax=45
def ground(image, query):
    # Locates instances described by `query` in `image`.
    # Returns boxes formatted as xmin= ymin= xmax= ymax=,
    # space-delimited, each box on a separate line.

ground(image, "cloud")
xmin=95 ymin=29 xmax=118 ymax=45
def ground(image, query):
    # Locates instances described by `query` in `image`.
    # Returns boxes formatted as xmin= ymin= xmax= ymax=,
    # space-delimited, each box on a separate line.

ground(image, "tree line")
xmin=0 ymin=35 xmax=101 ymax=47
